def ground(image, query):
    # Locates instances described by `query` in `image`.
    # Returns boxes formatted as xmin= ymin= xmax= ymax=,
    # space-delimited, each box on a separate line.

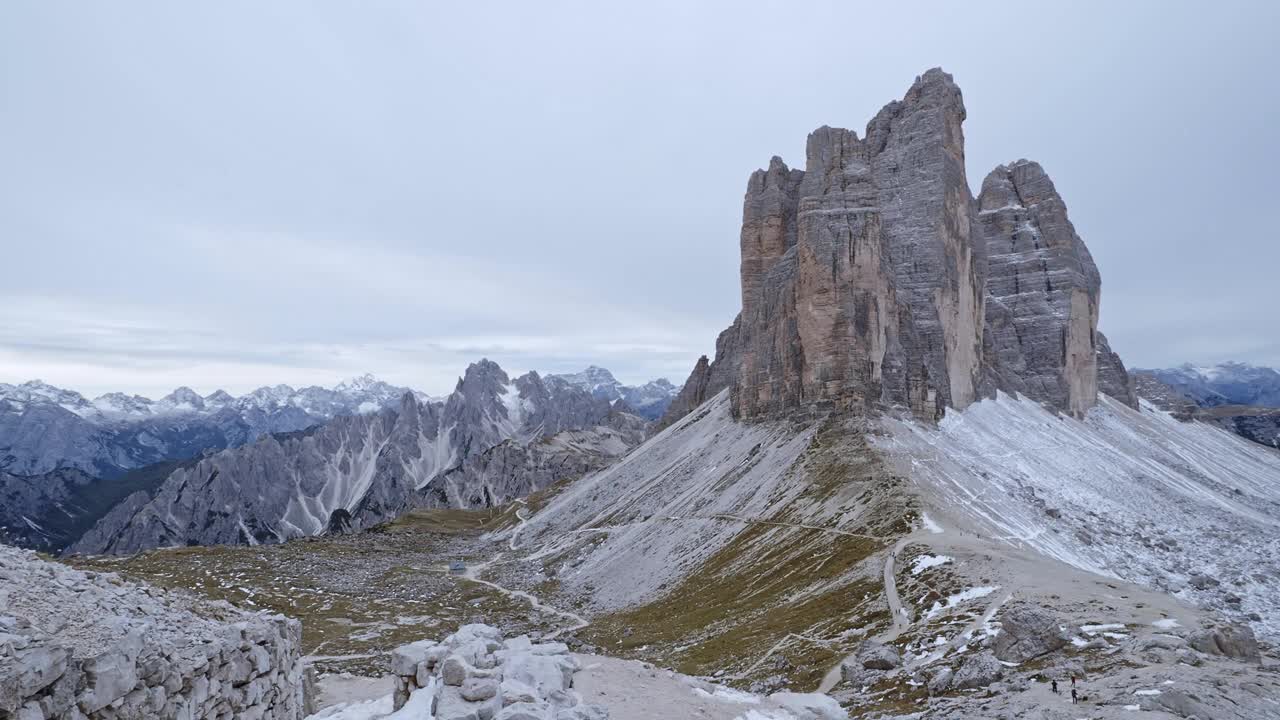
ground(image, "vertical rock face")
xmin=866 ymin=70 xmax=986 ymax=411
xmin=979 ymin=159 xmax=1102 ymax=417
xmin=1096 ymin=331 xmax=1139 ymax=408
xmin=733 ymin=68 xmax=983 ymax=421
xmin=740 ymin=157 xmax=804 ymax=317
xmin=659 ymin=69 xmax=1132 ymax=428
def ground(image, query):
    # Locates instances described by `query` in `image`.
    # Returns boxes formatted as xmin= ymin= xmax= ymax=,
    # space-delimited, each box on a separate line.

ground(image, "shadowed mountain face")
xmin=0 ymin=461 xmax=193 ymax=553
xmin=68 ymin=360 xmax=647 ymax=555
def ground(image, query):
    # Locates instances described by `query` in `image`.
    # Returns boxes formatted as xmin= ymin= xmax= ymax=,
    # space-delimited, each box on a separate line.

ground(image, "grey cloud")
xmin=2 ymin=1 xmax=1277 ymax=396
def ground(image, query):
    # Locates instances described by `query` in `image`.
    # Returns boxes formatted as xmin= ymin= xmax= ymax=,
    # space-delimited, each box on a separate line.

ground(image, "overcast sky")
xmin=2 ymin=1 xmax=1277 ymax=398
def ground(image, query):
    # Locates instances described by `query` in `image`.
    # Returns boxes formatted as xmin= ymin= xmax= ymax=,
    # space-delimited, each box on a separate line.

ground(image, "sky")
xmin=2 ymin=1 xmax=1278 ymax=398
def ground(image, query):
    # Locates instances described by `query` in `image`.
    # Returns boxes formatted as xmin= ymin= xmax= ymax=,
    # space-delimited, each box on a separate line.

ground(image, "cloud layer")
xmin=3 ymin=2 xmax=1278 ymax=396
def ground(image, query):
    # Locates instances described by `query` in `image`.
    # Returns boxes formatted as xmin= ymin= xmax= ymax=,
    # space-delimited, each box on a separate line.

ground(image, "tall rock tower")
xmin=732 ymin=68 xmax=985 ymax=421
xmin=656 ymin=69 xmax=1131 ymax=430
xmin=979 ymin=160 xmax=1101 ymax=418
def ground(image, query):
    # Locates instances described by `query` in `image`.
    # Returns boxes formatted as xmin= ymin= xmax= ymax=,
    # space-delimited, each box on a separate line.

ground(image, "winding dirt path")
xmin=457 ymin=550 xmax=589 ymax=640
xmin=816 ymin=532 xmax=922 ymax=693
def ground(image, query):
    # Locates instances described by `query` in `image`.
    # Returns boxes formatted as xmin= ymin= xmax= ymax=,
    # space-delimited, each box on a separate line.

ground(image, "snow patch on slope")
xmin=876 ymin=392 xmax=1280 ymax=640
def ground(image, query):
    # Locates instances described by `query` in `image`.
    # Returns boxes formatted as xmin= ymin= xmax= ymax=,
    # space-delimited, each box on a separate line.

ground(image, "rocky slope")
xmin=548 ymin=366 xmax=680 ymax=421
xmin=68 ymin=361 xmax=647 ymax=555
xmin=662 ymin=69 xmax=1129 ymax=432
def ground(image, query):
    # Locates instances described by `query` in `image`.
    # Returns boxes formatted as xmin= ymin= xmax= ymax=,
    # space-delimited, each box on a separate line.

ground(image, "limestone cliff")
xmin=979 ymin=160 xmax=1102 ymax=417
xmin=662 ymin=69 xmax=1132 ymax=427
xmin=731 ymin=69 xmax=987 ymax=422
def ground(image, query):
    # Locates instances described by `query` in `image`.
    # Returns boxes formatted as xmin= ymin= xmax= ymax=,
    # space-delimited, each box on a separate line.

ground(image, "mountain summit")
xmin=548 ymin=366 xmax=679 ymax=420
xmin=660 ymin=69 xmax=1134 ymax=430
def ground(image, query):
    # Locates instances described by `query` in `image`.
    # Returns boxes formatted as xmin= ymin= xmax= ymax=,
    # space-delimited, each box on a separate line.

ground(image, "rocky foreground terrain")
xmin=1 ymin=545 xmax=308 ymax=719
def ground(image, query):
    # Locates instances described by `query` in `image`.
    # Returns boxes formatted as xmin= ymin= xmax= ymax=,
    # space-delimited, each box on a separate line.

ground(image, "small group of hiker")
xmin=1050 ymin=675 xmax=1083 ymax=704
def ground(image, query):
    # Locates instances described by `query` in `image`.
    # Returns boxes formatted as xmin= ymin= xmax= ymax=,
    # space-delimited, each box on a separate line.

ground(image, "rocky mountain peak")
xmin=160 ymin=386 xmax=206 ymax=411
xmin=451 ymin=359 xmax=511 ymax=403
xmin=979 ymin=159 xmax=1104 ymax=417
xmin=547 ymin=365 xmax=682 ymax=421
xmin=729 ymin=66 xmax=984 ymax=421
xmin=665 ymin=69 xmax=1132 ymax=426
xmin=203 ymin=389 xmax=235 ymax=404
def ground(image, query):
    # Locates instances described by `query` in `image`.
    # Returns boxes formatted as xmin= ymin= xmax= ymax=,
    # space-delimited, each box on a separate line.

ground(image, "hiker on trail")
xmin=1071 ymin=688 xmax=1078 ymax=705
xmin=1051 ymin=679 xmax=1058 ymax=694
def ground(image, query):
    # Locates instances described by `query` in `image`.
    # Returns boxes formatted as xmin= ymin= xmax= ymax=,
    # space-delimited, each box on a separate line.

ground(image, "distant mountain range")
xmin=0 ymin=374 xmax=433 ymax=480
xmin=1133 ymin=362 xmax=1280 ymax=408
xmin=546 ymin=366 xmax=679 ymax=420
xmin=0 ymin=364 xmax=674 ymax=553
xmin=69 ymin=360 xmax=646 ymax=555
xmin=1133 ymin=362 xmax=1280 ymax=448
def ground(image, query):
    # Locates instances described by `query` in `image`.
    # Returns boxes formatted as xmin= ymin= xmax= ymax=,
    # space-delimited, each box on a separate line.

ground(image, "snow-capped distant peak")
xmin=547 ymin=366 xmax=683 ymax=420
xmin=334 ymin=373 xmax=384 ymax=395
xmin=91 ymin=392 xmax=155 ymax=418
xmin=159 ymin=386 xmax=206 ymax=413
xmin=0 ymin=380 xmax=94 ymax=415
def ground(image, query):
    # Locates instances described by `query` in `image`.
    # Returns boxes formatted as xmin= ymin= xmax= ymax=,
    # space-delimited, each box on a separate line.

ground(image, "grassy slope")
xmin=577 ymin=418 xmax=917 ymax=690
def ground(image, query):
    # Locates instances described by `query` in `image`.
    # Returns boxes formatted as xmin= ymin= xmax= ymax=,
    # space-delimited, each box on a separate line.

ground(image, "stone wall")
xmin=0 ymin=546 xmax=308 ymax=719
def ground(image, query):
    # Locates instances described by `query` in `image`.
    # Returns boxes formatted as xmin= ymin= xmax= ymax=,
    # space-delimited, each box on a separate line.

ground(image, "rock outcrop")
xmin=1096 ymin=331 xmax=1139 ymax=408
xmin=979 ymin=160 xmax=1102 ymax=417
xmin=69 ymin=360 xmax=647 ymax=556
xmin=388 ymin=624 xmax=607 ymax=720
xmin=660 ymin=69 xmax=1134 ymax=428
xmin=731 ymin=69 xmax=984 ymax=422
xmin=0 ymin=545 xmax=307 ymax=719
xmin=991 ymin=604 xmax=1070 ymax=663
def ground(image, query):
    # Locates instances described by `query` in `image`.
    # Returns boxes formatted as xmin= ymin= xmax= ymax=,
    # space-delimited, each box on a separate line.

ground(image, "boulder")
xmin=498 ymin=702 xmax=552 ymax=720
xmin=1188 ymin=624 xmax=1261 ymax=663
xmin=1188 ymin=573 xmax=1220 ymax=590
xmin=1142 ymin=634 xmax=1187 ymax=651
xmin=501 ymin=678 xmax=541 ymax=705
xmin=442 ymin=654 xmax=479 ymax=686
xmin=503 ymin=654 xmax=574 ymax=696
xmin=76 ymin=649 xmax=139 ymax=713
xmin=927 ymin=668 xmax=953 ymax=695
xmin=952 ymin=652 xmax=1003 ymax=690
xmin=857 ymin=641 xmax=901 ymax=670
xmin=462 ymin=677 xmax=500 ymax=702
xmin=392 ymin=639 xmax=439 ymax=676
xmin=555 ymin=705 xmax=609 ymax=720
xmin=993 ymin=604 xmax=1069 ymax=662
